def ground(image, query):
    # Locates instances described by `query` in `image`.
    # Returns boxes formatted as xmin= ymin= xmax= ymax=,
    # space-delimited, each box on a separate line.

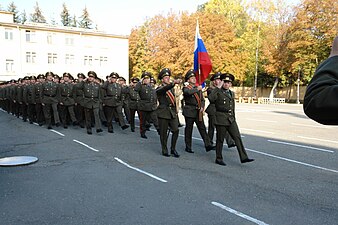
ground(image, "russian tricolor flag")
xmin=194 ymin=21 xmax=212 ymax=86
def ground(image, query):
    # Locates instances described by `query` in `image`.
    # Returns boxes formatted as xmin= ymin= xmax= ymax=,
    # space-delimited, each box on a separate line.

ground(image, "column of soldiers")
xmin=0 ymin=69 xmax=254 ymax=166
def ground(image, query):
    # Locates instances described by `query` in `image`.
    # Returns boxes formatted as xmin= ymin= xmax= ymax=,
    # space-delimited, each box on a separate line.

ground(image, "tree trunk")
xmin=269 ymin=77 xmax=278 ymax=100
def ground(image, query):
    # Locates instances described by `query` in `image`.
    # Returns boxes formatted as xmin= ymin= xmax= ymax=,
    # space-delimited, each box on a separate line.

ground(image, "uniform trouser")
xmin=104 ymin=105 xmax=126 ymax=130
xmin=158 ymin=117 xmax=179 ymax=154
xmin=43 ymin=103 xmax=60 ymax=126
xmin=21 ymin=103 xmax=28 ymax=121
xmin=27 ymin=103 xmax=36 ymax=122
xmin=184 ymin=116 xmax=211 ymax=150
xmin=139 ymin=110 xmax=159 ymax=135
xmin=129 ymin=108 xmax=140 ymax=131
xmin=84 ymin=107 xmax=101 ymax=130
xmin=215 ymin=122 xmax=249 ymax=161
xmin=122 ymin=103 xmax=130 ymax=123
xmin=74 ymin=104 xmax=85 ymax=126
xmin=208 ymin=114 xmax=235 ymax=147
xmin=35 ymin=103 xmax=44 ymax=124
xmin=60 ymin=104 xmax=77 ymax=125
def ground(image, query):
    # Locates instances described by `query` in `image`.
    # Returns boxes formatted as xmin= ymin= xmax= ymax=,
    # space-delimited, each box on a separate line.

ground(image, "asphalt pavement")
xmin=0 ymin=103 xmax=337 ymax=225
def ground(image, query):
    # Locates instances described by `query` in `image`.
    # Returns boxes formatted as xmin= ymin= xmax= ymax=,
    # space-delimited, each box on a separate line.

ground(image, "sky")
xmin=1 ymin=0 xmax=208 ymax=35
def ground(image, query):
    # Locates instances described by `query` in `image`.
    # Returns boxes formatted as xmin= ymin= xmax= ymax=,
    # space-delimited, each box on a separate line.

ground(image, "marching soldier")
xmin=58 ymin=73 xmax=78 ymax=128
xmin=208 ymin=73 xmax=254 ymax=166
xmin=35 ymin=74 xmax=45 ymax=126
xmin=102 ymin=72 xmax=129 ymax=133
xmin=75 ymin=71 xmax=103 ymax=134
xmin=128 ymin=77 xmax=141 ymax=132
xmin=156 ymin=68 xmax=181 ymax=157
xmin=206 ymin=72 xmax=235 ymax=148
xmin=118 ymin=76 xmax=131 ymax=124
xmin=135 ymin=71 xmax=159 ymax=139
xmin=74 ymin=73 xmax=86 ymax=128
xmin=24 ymin=76 xmax=37 ymax=124
xmin=40 ymin=72 xmax=61 ymax=129
xmin=182 ymin=69 xmax=215 ymax=153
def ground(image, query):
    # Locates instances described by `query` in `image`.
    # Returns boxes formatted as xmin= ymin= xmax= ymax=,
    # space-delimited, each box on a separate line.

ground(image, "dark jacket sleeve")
xmin=303 ymin=56 xmax=338 ymax=125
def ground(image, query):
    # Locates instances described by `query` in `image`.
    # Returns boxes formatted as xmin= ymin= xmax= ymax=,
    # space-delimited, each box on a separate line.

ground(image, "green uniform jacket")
xmin=205 ymin=87 xmax=216 ymax=116
xmin=156 ymin=83 xmax=177 ymax=119
xmin=135 ymin=82 xmax=157 ymax=111
xmin=102 ymin=82 xmax=123 ymax=107
xmin=303 ymin=56 xmax=338 ymax=125
xmin=59 ymin=82 xmax=75 ymax=106
xmin=208 ymin=87 xmax=236 ymax=126
xmin=75 ymin=81 xmax=101 ymax=109
xmin=182 ymin=84 xmax=205 ymax=118
xmin=24 ymin=84 xmax=36 ymax=104
xmin=128 ymin=86 xmax=140 ymax=110
xmin=40 ymin=81 xmax=59 ymax=104
xmin=34 ymin=83 xmax=43 ymax=104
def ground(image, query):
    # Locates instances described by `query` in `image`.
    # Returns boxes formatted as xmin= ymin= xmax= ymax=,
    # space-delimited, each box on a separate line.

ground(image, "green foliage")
xmin=7 ymin=1 xmax=20 ymax=23
xmin=60 ymin=3 xmax=71 ymax=26
xmin=30 ymin=1 xmax=46 ymax=23
xmin=78 ymin=6 xmax=92 ymax=29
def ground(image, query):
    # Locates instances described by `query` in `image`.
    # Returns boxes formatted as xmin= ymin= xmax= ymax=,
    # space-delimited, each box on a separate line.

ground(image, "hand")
xmin=197 ymin=85 xmax=203 ymax=91
xmin=217 ymin=81 xmax=224 ymax=89
xmin=329 ymin=36 xmax=338 ymax=58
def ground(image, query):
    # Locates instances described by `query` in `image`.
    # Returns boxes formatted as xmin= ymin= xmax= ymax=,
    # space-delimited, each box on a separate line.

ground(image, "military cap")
xmin=110 ymin=72 xmax=119 ymax=79
xmin=87 ymin=71 xmax=97 ymax=78
xmin=77 ymin=73 xmax=86 ymax=79
xmin=210 ymin=72 xmax=224 ymax=81
xmin=63 ymin=72 xmax=71 ymax=78
xmin=37 ymin=74 xmax=45 ymax=79
xmin=150 ymin=77 xmax=156 ymax=84
xmin=45 ymin=71 xmax=54 ymax=77
xmin=141 ymin=71 xmax=152 ymax=79
xmin=53 ymin=74 xmax=60 ymax=80
xmin=30 ymin=76 xmax=37 ymax=80
xmin=118 ymin=76 xmax=126 ymax=81
xmin=23 ymin=76 xmax=30 ymax=80
xmin=131 ymin=77 xmax=140 ymax=83
xmin=158 ymin=68 xmax=171 ymax=80
xmin=184 ymin=69 xmax=196 ymax=82
xmin=223 ymin=73 xmax=235 ymax=82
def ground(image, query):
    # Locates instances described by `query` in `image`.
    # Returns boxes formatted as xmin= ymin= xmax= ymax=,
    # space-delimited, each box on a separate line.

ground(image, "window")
xmin=65 ymin=36 xmax=74 ymax=46
xmin=26 ymin=52 xmax=36 ymax=63
xmin=6 ymin=59 xmax=14 ymax=72
xmin=99 ymin=56 xmax=108 ymax=66
xmin=25 ymin=30 xmax=36 ymax=42
xmin=47 ymin=33 xmax=55 ymax=44
xmin=65 ymin=54 xmax=74 ymax=65
xmin=84 ymin=55 xmax=93 ymax=66
xmin=5 ymin=29 xmax=13 ymax=40
xmin=48 ymin=53 xmax=57 ymax=64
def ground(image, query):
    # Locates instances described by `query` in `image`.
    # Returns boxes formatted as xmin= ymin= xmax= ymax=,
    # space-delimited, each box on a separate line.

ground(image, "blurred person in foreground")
xmin=303 ymin=36 xmax=338 ymax=125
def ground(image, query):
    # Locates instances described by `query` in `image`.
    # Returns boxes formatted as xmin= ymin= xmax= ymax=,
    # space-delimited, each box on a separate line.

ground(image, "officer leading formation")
xmin=0 ymin=69 xmax=254 ymax=166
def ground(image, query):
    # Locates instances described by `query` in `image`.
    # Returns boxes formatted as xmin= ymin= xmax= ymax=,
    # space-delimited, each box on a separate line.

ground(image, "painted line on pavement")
xmin=247 ymin=148 xmax=338 ymax=174
xmin=33 ymin=122 xmax=39 ymax=126
xmin=114 ymin=157 xmax=167 ymax=183
xmin=298 ymin=136 xmax=338 ymax=144
xmin=73 ymin=139 xmax=99 ymax=152
xmin=267 ymin=140 xmax=334 ymax=153
xmin=212 ymin=202 xmax=269 ymax=225
xmin=246 ymin=118 xmax=277 ymax=123
xmin=50 ymin=130 xmax=65 ymax=136
xmin=291 ymin=123 xmax=331 ymax=129
xmin=240 ymin=128 xmax=274 ymax=134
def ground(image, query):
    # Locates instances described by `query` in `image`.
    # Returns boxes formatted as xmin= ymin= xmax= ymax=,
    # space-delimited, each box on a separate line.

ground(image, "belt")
xmin=44 ymin=94 xmax=56 ymax=97
xmin=62 ymin=95 xmax=70 ymax=97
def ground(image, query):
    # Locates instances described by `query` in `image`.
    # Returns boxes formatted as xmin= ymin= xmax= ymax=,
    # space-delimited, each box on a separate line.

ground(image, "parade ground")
xmin=0 ymin=103 xmax=337 ymax=225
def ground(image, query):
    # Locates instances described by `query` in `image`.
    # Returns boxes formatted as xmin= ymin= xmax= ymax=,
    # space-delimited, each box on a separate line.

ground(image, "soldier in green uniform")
xmin=24 ymin=76 xmax=37 ymax=124
xmin=34 ymin=74 xmax=45 ymax=126
xmin=182 ymin=69 xmax=215 ymax=153
xmin=75 ymin=71 xmax=103 ymax=134
xmin=58 ymin=73 xmax=78 ymax=128
xmin=102 ymin=72 xmax=129 ymax=133
xmin=128 ymin=77 xmax=141 ymax=132
xmin=156 ymin=68 xmax=181 ymax=157
xmin=74 ymin=73 xmax=86 ymax=128
xmin=118 ymin=76 xmax=131 ymax=124
xmin=40 ymin=72 xmax=61 ymax=129
xmin=206 ymin=72 xmax=235 ymax=148
xmin=135 ymin=72 xmax=159 ymax=139
xmin=208 ymin=73 xmax=254 ymax=166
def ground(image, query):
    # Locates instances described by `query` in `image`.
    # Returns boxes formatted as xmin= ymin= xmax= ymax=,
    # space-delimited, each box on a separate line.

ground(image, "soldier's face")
xmin=223 ymin=81 xmax=231 ymax=89
xmin=188 ymin=76 xmax=196 ymax=84
xmin=213 ymin=79 xmax=222 ymax=86
xmin=46 ymin=75 xmax=53 ymax=81
xmin=143 ymin=78 xmax=150 ymax=84
xmin=162 ymin=75 xmax=170 ymax=84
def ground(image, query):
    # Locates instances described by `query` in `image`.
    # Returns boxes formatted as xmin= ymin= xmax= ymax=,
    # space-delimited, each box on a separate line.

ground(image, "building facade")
xmin=0 ymin=11 xmax=129 ymax=82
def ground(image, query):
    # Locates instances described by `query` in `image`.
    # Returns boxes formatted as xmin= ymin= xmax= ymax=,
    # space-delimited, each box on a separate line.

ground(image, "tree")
xmin=7 ymin=2 xmax=20 ymax=23
xmin=79 ymin=6 xmax=92 ymax=29
xmin=60 ymin=3 xmax=71 ymax=26
xmin=30 ymin=1 xmax=46 ymax=23
xmin=21 ymin=10 xmax=27 ymax=24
